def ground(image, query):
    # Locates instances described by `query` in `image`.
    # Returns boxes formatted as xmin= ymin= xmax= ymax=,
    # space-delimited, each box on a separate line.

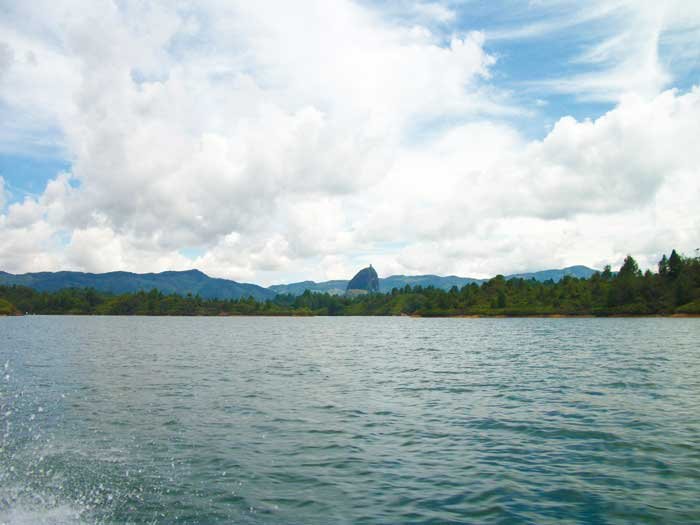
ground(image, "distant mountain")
xmin=268 ymin=280 xmax=348 ymax=296
xmin=268 ymin=275 xmax=483 ymax=296
xmin=506 ymin=265 xmax=597 ymax=282
xmin=0 ymin=269 xmax=276 ymax=301
xmin=0 ymin=265 xmax=600 ymax=301
xmin=379 ymin=275 xmax=484 ymax=292
xmin=268 ymin=266 xmax=599 ymax=296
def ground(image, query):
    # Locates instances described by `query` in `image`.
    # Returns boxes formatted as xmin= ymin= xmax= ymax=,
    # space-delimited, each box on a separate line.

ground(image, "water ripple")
xmin=1 ymin=316 xmax=699 ymax=524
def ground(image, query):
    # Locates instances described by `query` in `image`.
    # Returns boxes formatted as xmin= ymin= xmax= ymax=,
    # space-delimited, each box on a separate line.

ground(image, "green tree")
xmin=618 ymin=255 xmax=641 ymax=278
xmin=497 ymin=290 xmax=507 ymax=308
xmin=668 ymin=249 xmax=683 ymax=280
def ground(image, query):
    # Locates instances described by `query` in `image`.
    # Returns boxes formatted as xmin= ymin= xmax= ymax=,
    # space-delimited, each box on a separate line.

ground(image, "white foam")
xmin=0 ymin=503 xmax=86 ymax=525
xmin=0 ymin=488 xmax=88 ymax=525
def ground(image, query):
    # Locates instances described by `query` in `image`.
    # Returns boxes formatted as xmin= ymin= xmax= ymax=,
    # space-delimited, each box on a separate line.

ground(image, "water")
xmin=1 ymin=316 xmax=700 ymax=524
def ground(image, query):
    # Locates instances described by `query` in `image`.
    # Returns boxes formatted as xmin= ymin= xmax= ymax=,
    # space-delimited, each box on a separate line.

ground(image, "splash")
xmin=0 ymin=487 xmax=88 ymax=525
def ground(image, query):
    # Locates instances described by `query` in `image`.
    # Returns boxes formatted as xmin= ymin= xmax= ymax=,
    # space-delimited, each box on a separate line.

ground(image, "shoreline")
xmin=4 ymin=313 xmax=700 ymax=318
xmin=444 ymin=313 xmax=700 ymax=319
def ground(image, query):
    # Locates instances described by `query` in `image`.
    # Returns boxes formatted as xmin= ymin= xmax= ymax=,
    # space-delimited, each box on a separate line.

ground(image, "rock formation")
xmin=346 ymin=265 xmax=379 ymax=295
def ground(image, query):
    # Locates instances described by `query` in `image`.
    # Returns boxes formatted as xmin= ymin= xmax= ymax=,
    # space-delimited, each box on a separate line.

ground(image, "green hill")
xmin=269 ymin=280 xmax=348 ymax=296
xmin=0 ymin=265 xmax=598 ymax=301
xmin=0 ymin=269 xmax=275 ymax=301
xmin=0 ymin=251 xmax=696 ymax=317
xmin=268 ymin=267 xmax=597 ymax=296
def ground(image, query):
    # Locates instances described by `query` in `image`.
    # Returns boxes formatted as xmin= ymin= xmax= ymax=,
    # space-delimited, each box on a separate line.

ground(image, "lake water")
xmin=1 ymin=316 xmax=699 ymax=524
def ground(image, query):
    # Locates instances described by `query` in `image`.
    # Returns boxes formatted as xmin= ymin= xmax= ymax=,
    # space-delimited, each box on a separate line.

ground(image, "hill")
xmin=379 ymin=274 xmax=484 ymax=292
xmin=268 ymin=266 xmax=597 ymax=296
xmin=506 ymin=265 xmax=597 ymax=282
xmin=268 ymin=280 xmax=348 ymax=296
xmin=0 ymin=265 xmax=599 ymax=300
xmin=0 ymin=269 xmax=275 ymax=301
xmin=269 ymin=275 xmax=485 ymax=296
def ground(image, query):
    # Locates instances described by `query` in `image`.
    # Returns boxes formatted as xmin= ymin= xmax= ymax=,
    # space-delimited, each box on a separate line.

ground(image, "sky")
xmin=0 ymin=0 xmax=699 ymax=286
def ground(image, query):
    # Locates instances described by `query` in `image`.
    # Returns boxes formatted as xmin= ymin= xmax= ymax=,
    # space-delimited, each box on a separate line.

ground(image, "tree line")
xmin=1 ymin=250 xmax=699 ymax=317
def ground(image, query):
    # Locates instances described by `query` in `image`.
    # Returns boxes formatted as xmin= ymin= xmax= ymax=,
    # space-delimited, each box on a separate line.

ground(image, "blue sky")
xmin=0 ymin=1 xmax=699 ymax=283
xmin=0 ymin=155 xmax=72 ymax=203
xmin=3 ymin=1 xmax=696 ymax=201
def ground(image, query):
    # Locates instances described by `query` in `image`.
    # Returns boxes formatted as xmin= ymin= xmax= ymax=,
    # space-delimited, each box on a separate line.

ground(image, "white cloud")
xmin=0 ymin=41 xmax=13 ymax=80
xmin=0 ymin=1 xmax=698 ymax=284
xmin=411 ymin=2 xmax=456 ymax=24
xmin=344 ymin=87 xmax=700 ymax=277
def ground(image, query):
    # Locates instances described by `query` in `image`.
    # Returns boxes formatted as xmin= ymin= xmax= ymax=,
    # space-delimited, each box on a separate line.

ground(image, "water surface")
xmin=2 ymin=316 xmax=700 ymax=524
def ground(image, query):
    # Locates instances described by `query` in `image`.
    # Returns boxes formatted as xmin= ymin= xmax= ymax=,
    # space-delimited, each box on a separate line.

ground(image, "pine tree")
xmin=668 ymin=249 xmax=683 ymax=279
xmin=618 ymin=255 xmax=641 ymax=278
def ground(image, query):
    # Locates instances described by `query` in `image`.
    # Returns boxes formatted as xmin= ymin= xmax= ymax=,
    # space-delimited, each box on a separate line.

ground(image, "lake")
xmin=1 ymin=316 xmax=699 ymax=524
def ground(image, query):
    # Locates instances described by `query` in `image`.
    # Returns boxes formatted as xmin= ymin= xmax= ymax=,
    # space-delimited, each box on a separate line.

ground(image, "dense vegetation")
xmin=1 ymin=250 xmax=699 ymax=317
xmin=0 ymin=298 xmax=20 ymax=315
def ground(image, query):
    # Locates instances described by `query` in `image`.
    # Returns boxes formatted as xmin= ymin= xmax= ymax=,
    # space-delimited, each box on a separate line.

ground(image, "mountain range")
xmin=270 ymin=265 xmax=597 ymax=296
xmin=0 ymin=269 xmax=276 ymax=301
xmin=0 ymin=265 xmax=598 ymax=300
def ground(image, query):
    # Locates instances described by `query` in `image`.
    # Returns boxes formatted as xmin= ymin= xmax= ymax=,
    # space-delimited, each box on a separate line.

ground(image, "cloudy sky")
xmin=1 ymin=1 xmax=699 ymax=285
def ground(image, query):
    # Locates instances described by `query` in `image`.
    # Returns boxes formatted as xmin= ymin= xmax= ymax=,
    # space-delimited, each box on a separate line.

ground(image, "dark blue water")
xmin=1 ymin=316 xmax=699 ymax=524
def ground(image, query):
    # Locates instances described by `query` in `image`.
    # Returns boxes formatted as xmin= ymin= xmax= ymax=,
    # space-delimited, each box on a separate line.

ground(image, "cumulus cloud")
xmin=514 ymin=89 xmax=700 ymax=218
xmin=344 ymin=87 xmax=700 ymax=277
xmin=0 ymin=0 xmax=698 ymax=283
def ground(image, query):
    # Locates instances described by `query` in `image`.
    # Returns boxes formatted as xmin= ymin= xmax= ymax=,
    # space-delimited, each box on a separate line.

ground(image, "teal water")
xmin=1 ymin=316 xmax=699 ymax=524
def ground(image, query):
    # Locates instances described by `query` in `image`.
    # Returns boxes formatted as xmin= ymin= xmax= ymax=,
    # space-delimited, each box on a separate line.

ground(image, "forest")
xmin=1 ymin=250 xmax=699 ymax=317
